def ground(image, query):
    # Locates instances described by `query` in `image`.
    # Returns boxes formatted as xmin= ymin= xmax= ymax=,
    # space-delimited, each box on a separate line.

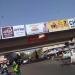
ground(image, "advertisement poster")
xmin=27 ymin=34 xmax=48 ymax=44
xmin=47 ymin=20 xmax=70 ymax=32
xmin=13 ymin=25 xmax=26 ymax=38
xmin=68 ymin=18 xmax=75 ymax=29
xmin=25 ymin=22 xmax=48 ymax=35
xmin=2 ymin=26 xmax=14 ymax=39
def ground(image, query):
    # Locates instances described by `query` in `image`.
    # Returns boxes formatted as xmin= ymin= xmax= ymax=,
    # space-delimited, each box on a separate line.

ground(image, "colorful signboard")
xmin=68 ymin=18 xmax=75 ymax=29
xmin=47 ymin=20 xmax=70 ymax=32
xmin=2 ymin=26 xmax=14 ymax=39
xmin=13 ymin=25 xmax=26 ymax=38
xmin=1 ymin=18 xmax=75 ymax=39
xmin=25 ymin=22 xmax=49 ymax=35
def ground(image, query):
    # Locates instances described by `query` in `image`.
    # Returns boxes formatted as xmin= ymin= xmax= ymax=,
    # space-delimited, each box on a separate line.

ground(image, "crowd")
xmin=0 ymin=54 xmax=21 ymax=75
xmin=0 ymin=50 xmax=39 ymax=75
xmin=0 ymin=38 xmax=75 ymax=75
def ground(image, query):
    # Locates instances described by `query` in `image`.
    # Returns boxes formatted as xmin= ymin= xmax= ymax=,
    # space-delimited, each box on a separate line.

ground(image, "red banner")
xmin=27 ymin=34 xmax=48 ymax=44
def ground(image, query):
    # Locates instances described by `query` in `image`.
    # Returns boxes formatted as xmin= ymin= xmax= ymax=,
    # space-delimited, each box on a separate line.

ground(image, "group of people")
xmin=0 ymin=60 xmax=21 ymax=75
xmin=0 ymin=63 xmax=9 ymax=75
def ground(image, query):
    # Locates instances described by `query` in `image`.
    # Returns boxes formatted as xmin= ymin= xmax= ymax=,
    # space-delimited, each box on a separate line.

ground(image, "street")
xmin=6 ymin=59 xmax=75 ymax=75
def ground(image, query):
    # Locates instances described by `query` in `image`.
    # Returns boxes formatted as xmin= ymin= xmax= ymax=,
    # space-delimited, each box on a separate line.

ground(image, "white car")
xmin=71 ymin=48 xmax=75 ymax=63
xmin=47 ymin=49 xmax=58 ymax=55
xmin=62 ymin=51 xmax=71 ymax=59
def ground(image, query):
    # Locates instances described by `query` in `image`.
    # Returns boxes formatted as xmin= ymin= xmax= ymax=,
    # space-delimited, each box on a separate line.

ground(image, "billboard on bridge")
xmin=2 ymin=25 xmax=26 ymax=39
xmin=25 ymin=22 xmax=49 ymax=35
xmin=13 ymin=25 xmax=26 ymax=38
xmin=68 ymin=18 xmax=75 ymax=29
xmin=47 ymin=20 xmax=70 ymax=32
xmin=2 ymin=26 xmax=14 ymax=39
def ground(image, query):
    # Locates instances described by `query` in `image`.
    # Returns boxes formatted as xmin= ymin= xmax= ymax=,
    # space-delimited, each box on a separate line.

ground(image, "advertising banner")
xmin=25 ymin=22 xmax=48 ymax=35
xmin=0 ymin=28 xmax=1 ymax=39
xmin=27 ymin=34 xmax=48 ymax=44
xmin=13 ymin=25 xmax=26 ymax=37
xmin=68 ymin=18 xmax=75 ymax=29
xmin=2 ymin=26 xmax=14 ymax=39
xmin=48 ymin=20 xmax=70 ymax=32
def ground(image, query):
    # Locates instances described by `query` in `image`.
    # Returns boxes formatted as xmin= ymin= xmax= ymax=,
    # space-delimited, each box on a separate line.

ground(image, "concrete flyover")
xmin=0 ymin=29 xmax=75 ymax=53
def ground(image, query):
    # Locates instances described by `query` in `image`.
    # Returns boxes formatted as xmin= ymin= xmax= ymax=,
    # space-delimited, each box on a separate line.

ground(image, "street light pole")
xmin=0 ymin=16 xmax=4 ymax=27
xmin=0 ymin=16 xmax=4 ymax=39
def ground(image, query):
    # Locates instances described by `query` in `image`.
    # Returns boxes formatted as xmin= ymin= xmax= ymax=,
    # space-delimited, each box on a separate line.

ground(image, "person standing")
xmin=12 ymin=61 xmax=21 ymax=75
xmin=1 ymin=63 xmax=9 ymax=75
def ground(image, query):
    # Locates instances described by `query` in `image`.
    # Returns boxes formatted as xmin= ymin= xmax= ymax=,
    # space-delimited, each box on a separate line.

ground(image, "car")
xmin=62 ymin=51 xmax=71 ymax=59
xmin=22 ymin=59 xmax=29 ymax=64
xmin=47 ymin=48 xmax=58 ymax=56
xmin=40 ymin=54 xmax=48 ymax=60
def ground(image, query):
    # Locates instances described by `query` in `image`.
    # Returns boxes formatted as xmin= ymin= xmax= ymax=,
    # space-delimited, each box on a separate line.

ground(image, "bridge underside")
xmin=0 ymin=29 xmax=75 ymax=53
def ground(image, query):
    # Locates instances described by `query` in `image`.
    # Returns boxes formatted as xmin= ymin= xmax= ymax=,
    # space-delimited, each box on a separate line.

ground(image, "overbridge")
xmin=0 ymin=29 xmax=75 ymax=53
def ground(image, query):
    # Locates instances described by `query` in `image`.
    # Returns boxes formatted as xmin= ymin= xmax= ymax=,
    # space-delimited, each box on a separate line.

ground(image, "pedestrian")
xmin=1 ymin=63 xmax=9 ymax=75
xmin=12 ymin=61 xmax=21 ymax=75
xmin=35 ymin=50 xmax=39 ymax=60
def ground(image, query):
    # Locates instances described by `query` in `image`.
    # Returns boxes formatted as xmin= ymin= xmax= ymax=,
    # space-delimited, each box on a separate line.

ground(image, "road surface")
xmin=5 ymin=59 xmax=75 ymax=75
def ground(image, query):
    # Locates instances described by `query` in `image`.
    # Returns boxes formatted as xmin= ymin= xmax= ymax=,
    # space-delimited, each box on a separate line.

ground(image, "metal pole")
xmin=0 ymin=16 xmax=4 ymax=26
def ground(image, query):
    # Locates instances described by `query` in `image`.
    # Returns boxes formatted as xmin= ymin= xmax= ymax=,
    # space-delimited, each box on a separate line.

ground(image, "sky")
xmin=0 ymin=0 xmax=75 ymax=27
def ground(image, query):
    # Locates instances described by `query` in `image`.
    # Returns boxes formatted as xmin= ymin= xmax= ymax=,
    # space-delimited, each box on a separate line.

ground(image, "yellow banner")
xmin=48 ymin=20 xmax=70 ymax=32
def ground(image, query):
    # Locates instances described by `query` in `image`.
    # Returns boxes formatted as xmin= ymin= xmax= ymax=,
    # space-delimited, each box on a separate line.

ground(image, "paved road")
xmin=1 ymin=59 xmax=75 ymax=75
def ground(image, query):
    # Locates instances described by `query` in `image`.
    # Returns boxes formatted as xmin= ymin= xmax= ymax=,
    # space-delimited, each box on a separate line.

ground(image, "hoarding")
xmin=27 ymin=34 xmax=48 ymax=44
xmin=2 ymin=26 xmax=14 ymax=39
xmin=13 ymin=25 xmax=26 ymax=37
xmin=48 ymin=20 xmax=70 ymax=32
xmin=68 ymin=18 xmax=75 ymax=29
xmin=0 ymin=28 xmax=1 ymax=39
xmin=25 ymin=22 xmax=48 ymax=35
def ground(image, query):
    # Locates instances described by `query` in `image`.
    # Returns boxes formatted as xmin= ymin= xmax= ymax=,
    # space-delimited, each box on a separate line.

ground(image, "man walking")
xmin=12 ymin=61 xmax=21 ymax=75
